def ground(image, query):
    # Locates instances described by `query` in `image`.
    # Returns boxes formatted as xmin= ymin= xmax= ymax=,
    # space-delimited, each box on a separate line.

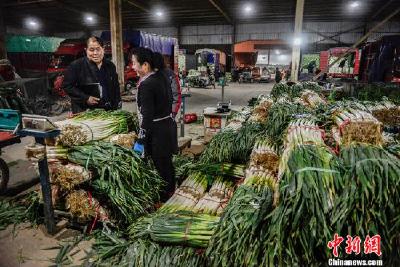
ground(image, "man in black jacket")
xmin=62 ymin=36 xmax=121 ymax=114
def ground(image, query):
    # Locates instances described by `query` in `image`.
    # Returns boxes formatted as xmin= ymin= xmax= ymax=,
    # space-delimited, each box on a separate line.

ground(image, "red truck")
xmin=319 ymin=47 xmax=361 ymax=79
xmin=47 ymin=39 xmax=138 ymax=96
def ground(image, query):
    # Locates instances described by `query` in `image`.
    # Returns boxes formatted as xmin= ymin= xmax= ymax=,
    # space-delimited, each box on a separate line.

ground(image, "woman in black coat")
xmin=131 ymin=47 xmax=177 ymax=201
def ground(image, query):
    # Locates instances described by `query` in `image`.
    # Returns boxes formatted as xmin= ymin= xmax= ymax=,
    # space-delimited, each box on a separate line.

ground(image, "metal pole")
xmin=291 ymin=0 xmax=305 ymax=82
xmin=221 ymin=80 xmax=225 ymax=102
xmin=0 ymin=8 xmax=6 ymax=59
xmin=180 ymin=96 xmax=186 ymax=137
xmin=36 ymin=137 xmax=56 ymax=234
xmin=109 ymin=0 xmax=125 ymax=92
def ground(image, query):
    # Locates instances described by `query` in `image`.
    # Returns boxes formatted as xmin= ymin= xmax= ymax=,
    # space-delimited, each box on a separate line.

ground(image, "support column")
xmin=291 ymin=0 xmax=305 ymax=82
xmin=109 ymin=0 xmax=124 ymax=92
xmin=231 ymin=23 xmax=236 ymax=69
xmin=0 ymin=8 xmax=6 ymax=59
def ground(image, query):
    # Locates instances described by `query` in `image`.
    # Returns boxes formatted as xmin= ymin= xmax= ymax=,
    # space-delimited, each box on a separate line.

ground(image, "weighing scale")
xmin=0 ymin=110 xmax=60 ymax=234
xmin=18 ymin=114 xmax=60 ymax=234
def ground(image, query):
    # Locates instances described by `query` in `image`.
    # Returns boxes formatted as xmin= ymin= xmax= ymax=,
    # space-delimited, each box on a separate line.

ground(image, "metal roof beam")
xmin=124 ymin=0 xmax=150 ymax=13
xmin=208 ymin=0 xmax=232 ymax=24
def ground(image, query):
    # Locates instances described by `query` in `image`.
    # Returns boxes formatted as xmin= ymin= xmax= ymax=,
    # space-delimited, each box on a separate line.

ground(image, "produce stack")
xmin=206 ymin=171 xmax=277 ymax=267
xmin=248 ymin=97 xmax=273 ymax=123
xmin=82 ymin=82 xmax=400 ymax=266
xmin=301 ymin=89 xmax=327 ymax=108
xmin=26 ymin=109 xmax=165 ymax=226
xmin=193 ymin=177 xmax=234 ymax=216
xmin=247 ymin=138 xmax=279 ymax=176
xmin=55 ymin=109 xmax=137 ymax=147
xmin=159 ymin=172 xmax=208 ymax=213
xmin=332 ymin=108 xmax=383 ymax=146
xmin=132 ymin=211 xmax=220 ymax=248
xmin=364 ymin=100 xmax=400 ymax=127
xmin=278 ymin=117 xmax=326 ymax=179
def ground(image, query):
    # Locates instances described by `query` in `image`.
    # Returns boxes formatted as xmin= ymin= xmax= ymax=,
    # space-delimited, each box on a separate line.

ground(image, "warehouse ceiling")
xmin=2 ymin=0 xmax=400 ymax=34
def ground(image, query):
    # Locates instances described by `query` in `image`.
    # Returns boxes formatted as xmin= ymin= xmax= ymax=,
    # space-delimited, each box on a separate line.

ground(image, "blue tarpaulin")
xmin=101 ymin=30 xmax=176 ymax=56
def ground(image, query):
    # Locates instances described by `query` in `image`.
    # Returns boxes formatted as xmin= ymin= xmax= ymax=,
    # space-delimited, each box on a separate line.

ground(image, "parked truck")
xmin=319 ymin=47 xmax=361 ymax=79
xmin=359 ymin=35 xmax=400 ymax=83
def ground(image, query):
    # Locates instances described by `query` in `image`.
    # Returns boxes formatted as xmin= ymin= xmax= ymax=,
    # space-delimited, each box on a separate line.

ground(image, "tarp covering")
xmin=101 ymin=30 xmax=177 ymax=56
xmin=6 ymin=35 xmax=64 ymax=53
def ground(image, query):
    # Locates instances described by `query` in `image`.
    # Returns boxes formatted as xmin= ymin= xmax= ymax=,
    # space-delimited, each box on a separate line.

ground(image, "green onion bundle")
xmin=123 ymin=239 xmax=207 ymax=267
xmin=46 ymin=146 xmax=69 ymax=161
xmin=270 ymin=83 xmax=291 ymax=100
xmin=248 ymin=138 xmax=280 ymax=175
xmin=51 ymin=163 xmax=92 ymax=191
xmin=159 ymin=172 xmax=208 ymax=213
xmin=132 ymin=211 xmax=220 ymax=248
xmin=173 ymin=155 xmax=246 ymax=182
xmin=264 ymin=102 xmax=309 ymax=147
xmin=301 ymin=89 xmax=326 ymax=108
xmin=200 ymin=122 xmax=266 ymax=164
xmin=261 ymin=145 xmax=343 ymax=265
xmin=332 ymin=145 xmax=400 ymax=260
xmin=68 ymin=142 xmax=163 ymax=223
xmin=151 ymin=211 xmax=220 ymax=248
xmin=206 ymin=171 xmax=276 ymax=267
xmin=248 ymin=98 xmax=273 ymax=123
xmin=55 ymin=110 xmax=137 ymax=147
xmin=194 ymin=177 xmax=235 ymax=216
xmin=364 ymin=100 xmax=400 ymax=127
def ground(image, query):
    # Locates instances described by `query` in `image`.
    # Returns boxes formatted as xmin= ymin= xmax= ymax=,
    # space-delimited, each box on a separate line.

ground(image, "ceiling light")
xmin=350 ymin=1 xmax=360 ymax=8
xmin=294 ymin=37 xmax=302 ymax=46
xmin=25 ymin=18 xmax=40 ymax=30
xmin=275 ymin=50 xmax=280 ymax=55
xmin=84 ymin=14 xmax=96 ymax=25
xmin=244 ymin=4 xmax=253 ymax=13
xmin=156 ymin=11 xmax=163 ymax=17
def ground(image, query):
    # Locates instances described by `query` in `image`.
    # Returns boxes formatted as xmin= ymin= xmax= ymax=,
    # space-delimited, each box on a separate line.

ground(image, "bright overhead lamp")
xmin=155 ymin=10 xmax=164 ymax=17
xmin=244 ymin=5 xmax=252 ymax=12
xmin=275 ymin=50 xmax=280 ymax=55
xmin=294 ymin=37 xmax=302 ymax=46
xmin=243 ymin=3 xmax=254 ymax=14
xmin=84 ymin=14 xmax=96 ymax=25
xmin=25 ymin=18 xmax=40 ymax=30
xmin=350 ymin=1 xmax=360 ymax=8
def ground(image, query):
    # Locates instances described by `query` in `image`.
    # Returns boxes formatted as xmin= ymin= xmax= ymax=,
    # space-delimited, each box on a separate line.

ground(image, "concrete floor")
xmin=0 ymin=82 xmax=273 ymax=267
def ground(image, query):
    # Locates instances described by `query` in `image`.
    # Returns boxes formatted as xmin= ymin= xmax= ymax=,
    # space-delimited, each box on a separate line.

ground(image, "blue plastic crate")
xmin=0 ymin=109 xmax=21 ymax=131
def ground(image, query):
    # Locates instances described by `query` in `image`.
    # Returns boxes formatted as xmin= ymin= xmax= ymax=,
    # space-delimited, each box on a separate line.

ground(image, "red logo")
xmin=345 ymin=235 xmax=361 ymax=255
xmin=364 ymin=235 xmax=382 ymax=256
xmin=328 ymin=234 xmax=382 ymax=257
xmin=328 ymin=233 xmax=344 ymax=257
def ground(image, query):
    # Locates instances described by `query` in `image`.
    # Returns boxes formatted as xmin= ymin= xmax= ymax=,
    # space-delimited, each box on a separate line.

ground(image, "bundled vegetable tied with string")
xmin=333 ymin=144 xmax=400 ymax=261
xmin=68 ymin=142 xmax=163 ymax=224
xmin=55 ymin=109 xmax=137 ymax=147
xmin=206 ymin=171 xmax=277 ymax=267
xmin=261 ymin=145 xmax=343 ymax=265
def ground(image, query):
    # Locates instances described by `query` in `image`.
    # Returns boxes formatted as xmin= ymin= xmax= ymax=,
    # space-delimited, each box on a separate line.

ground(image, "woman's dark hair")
xmin=130 ymin=47 xmax=156 ymax=69
xmin=152 ymin=52 xmax=165 ymax=70
xmin=86 ymin=36 xmax=104 ymax=47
